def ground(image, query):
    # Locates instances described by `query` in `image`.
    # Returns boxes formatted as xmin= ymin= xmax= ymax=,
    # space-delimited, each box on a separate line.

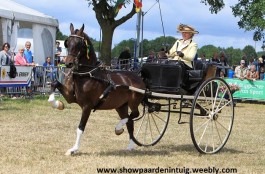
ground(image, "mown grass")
xmin=0 ymin=96 xmax=264 ymax=174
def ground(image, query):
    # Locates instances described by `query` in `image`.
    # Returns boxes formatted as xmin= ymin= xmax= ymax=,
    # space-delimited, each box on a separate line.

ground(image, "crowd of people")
xmin=1 ymin=23 xmax=265 ymax=99
xmin=0 ymin=40 xmax=64 ymax=98
xmin=233 ymin=57 xmax=265 ymax=81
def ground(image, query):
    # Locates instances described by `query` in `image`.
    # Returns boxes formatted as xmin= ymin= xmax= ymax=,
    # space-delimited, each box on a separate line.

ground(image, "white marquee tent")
xmin=0 ymin=0 xmax=59 ymax=64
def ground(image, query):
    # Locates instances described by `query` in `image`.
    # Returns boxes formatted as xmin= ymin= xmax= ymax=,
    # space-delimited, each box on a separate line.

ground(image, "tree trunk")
xmin=100 ymin=26 xmax=114 ymax=65
xmin=92 ymin=0 xmax=136 ymax=65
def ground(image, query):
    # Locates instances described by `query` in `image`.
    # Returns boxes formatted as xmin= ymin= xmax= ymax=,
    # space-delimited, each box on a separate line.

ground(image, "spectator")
xmin=43 ymin=56 xmax=57 ymax=81
xmin=157 ymin=48 xmax=167 ymax=59
xmin=55 ymin=41 xmax=62 ymax=66
xmin=24 ymin=41 xmax=33 ymax=63
xmin=0 ymin=43 xmax=12 ymax=97
xmin=118 ymin=47 xmax=131 ymax=70
xmin=234 ymin=60 xmax=247 ymax=80
xmin=211 ymin=52 xmax=220 ymax=63
xmin=200 ymin=53 xmax=207 ymax=63
xmin=219 ymin=52 xmax=229 ymax=77
xmin=146 ymin=50 xmax=155 ymax=63
xmin=220 ymin=70 xmax=225 ymax=78
xmin=0 ymin=43 xmax=12 ymax=65
xmin=15 ymin=46 xmax=35 ymax=66
xmin=167 ymin=24 xmax=199 ymax=68
xmin=259 ymin=67 xmax=264 ymax=80
xmin=246 ymin=64 xmax=259 ymax=81
xmin=258 ymin=57 xmax=264 ymax=71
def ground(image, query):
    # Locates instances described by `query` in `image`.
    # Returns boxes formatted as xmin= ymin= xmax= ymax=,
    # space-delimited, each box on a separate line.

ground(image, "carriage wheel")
xmin=190 ymin=77 xmax=234 ymax=154
xmin=132 ymin=98 xmax=170 ymax=146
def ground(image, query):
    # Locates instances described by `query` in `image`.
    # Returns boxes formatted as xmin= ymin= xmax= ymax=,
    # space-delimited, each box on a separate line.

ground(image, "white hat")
xmin=177 ymin=24 xmax=199 ymax=34
xmin=258 ymin=57 xmax=263 ymax=63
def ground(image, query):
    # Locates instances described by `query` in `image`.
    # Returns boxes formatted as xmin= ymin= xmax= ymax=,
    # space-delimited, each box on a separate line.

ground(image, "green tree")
xmin=242 ymin=45 xmax=257 ymax=60
xmin=197 ymin=45 xmax=219 ymax=59
xmin=56 ymin=28 xmax=68 ymax=40
xmin=224 ymin=47 xmax=243 ymax=66
xmin=232 ymin=0 xmax=265 ymax=41
xmin=86 ymin=0 xmax=137 ymax=64
xmin=85 ymin=0 xmax=265 ymax=65
xmin=112 ymin=38 xmax=135 ymax=58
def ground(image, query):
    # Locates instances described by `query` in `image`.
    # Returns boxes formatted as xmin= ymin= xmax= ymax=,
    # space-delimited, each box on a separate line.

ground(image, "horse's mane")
xmin=74 ymin=29 xmax=97 ymax=65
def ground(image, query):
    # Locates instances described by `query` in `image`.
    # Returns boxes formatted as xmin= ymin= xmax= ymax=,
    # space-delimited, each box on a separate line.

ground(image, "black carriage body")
xmin=141 ymin=63 xmax=183 ymax=93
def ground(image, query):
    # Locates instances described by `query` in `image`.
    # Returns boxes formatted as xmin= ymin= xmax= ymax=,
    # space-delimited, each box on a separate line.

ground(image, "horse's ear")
xmin=77 ymin=24 xmax=84 ymax=36
xmin=70 ymin=23 xmax=74 ymax=35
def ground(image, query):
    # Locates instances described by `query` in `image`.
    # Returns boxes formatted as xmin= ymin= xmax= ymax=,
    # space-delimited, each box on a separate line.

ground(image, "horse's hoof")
xmin=115 ymin=128 xmax=124 ymax=135
xmin=65 ymin=150 xmax=76 ymax=156
xmin=57 ymin=100 xmax=65 ymax=110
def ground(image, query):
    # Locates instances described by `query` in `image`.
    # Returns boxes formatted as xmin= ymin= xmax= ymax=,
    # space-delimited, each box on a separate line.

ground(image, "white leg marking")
xmin=48 ymin=93 xmax=59 ymax=108
xmin=115 ymin=118 xmax=128 ymax=131
xmin=65 ymin=128 xmax=83 ymax=156
xmin=48 ymin=92 xmax=55 ymax=102
xmin=127 ymin=139 xmax=135 ymax=151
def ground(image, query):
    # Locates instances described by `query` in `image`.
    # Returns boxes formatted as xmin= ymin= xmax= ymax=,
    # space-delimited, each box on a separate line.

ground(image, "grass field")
xmin=0 ymin=96 xmax=264 ymax=174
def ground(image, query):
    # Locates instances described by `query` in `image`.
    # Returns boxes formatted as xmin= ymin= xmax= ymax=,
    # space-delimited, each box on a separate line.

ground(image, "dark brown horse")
xmin=48 ymin=23 xmax=145 ymax=155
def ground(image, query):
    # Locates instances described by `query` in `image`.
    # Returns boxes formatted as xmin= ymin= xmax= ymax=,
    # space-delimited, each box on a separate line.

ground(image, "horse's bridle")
xmin=65 ymin=34 xmax=101 ymax=75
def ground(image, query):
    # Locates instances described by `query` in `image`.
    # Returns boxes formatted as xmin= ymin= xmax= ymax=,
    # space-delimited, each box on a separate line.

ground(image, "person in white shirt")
xmin=167 ymin=24 xmax=199 ymax=68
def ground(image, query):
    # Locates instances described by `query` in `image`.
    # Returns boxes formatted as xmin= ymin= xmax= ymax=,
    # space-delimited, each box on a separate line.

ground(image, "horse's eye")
xmin=64 ymin=39 xmax=68 ymax=48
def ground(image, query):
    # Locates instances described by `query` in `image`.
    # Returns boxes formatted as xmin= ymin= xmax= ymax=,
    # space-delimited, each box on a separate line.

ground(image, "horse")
xmin=48 ymin=23 xmax=145 ymax=155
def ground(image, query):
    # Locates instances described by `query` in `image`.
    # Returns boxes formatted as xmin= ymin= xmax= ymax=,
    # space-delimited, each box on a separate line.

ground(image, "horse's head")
xmin=64 ymin=23 xmax=97 ymax=69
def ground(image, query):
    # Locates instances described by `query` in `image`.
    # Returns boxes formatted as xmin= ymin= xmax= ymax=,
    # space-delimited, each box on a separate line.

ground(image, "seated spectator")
xmin=118 ymin=47 xmax=131 ymax=70
xmin=258 ymin=57 xmax=264 ymax=71
xmin=259 ymin=67 xmax=264 ymax=80
xmin=43 ymin=56 xmax=57 ymax=81
xmin=15 ymin=46 xmax=35 ymax=66
xmin=246 ymin=65 xmax=259 ymax=81
xmin=220 ymin=70 xmax=225 ymax=78
xmin=157 ymin=48 xmax=168 ymax=59
xmin=234 ymin=60 xmax=247 ymax=80
xmin=146 ymin=50 xmax=155 ymax=63
xmin=211 ymin=52 xmax=220 ymax=63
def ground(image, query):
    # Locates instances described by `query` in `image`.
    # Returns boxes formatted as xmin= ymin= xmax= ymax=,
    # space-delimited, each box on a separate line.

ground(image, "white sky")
xmin=12 ymin=0 xmax=264 ymax=52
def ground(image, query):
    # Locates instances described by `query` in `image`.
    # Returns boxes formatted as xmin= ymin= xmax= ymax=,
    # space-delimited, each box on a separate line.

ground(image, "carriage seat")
xmin=187 ymin=60 xmax=206 ymax=82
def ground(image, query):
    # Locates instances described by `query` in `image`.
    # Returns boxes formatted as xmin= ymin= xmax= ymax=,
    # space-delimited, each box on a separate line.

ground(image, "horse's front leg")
xmin=65 ymin=106 xmax=92 ymax=155
xmin=48 ymin=80 xmax=65 ymax=110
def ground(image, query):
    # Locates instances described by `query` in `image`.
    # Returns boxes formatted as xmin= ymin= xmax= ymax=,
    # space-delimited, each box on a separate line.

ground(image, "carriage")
xmin=50 ymin=24 xmax=234 ymax=155
xmin=128 ymin=60 xmax=234 ymax=154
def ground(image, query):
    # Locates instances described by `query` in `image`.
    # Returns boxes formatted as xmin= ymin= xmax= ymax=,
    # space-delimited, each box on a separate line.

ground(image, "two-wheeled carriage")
xmin=129 ymin=60 xmax=234 ymax=154
xmin=50 ymin=24 xmax=234 ymax=155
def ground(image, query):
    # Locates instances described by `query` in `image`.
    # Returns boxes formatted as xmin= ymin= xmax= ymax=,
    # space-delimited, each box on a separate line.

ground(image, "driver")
xmin=167 ymin=24 xmax=199 ymax=68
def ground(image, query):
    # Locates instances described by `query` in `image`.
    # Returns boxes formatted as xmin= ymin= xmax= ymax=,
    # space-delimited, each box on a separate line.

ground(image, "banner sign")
xmin=224 ymin=78 xmax=265 ymax=101
xmin=0 ymin=66 xmax=32 ymax=87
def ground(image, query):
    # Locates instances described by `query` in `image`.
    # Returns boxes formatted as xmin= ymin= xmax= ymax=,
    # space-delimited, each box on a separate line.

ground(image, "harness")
xmin=66 ymin=34 xmax=117 ymax=111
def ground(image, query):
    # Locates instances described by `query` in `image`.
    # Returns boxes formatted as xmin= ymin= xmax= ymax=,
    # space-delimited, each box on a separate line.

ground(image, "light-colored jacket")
xmin=234 ymin=65 xmax=248 ymax=78
xmin=168 ymin=39 xmax=198 ymax=68
xmin=0 ymin=50 xmax=11 ymax=65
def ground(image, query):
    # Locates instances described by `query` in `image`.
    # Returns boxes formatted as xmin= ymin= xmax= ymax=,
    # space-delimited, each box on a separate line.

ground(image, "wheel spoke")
xmin=148 ymin=114 xmax=154 ymax=142
xmin=211 ymin=121 xmax=215 ymax=152
xmin=135 ymin=110 xmax=147 ymax=138
xmin=133 ymin=99 xmax=170 ymax=146
xmin=194 ymin=119 xmax=210 ymax=133
xmin=197 ymin=120 xmax=210 ymax=146
xmin=150 ymin=113 xmax=161 ymax=134
xmin=214 ymin=120 xmax=223 ymax=144
xmin=153 ymin=112 xmax=167 ymax=123
xmin=215 ymin=119 xmax=230 ymax=132
xmin=191 ymin=78 xmax=234 ymax=154
xmin=214 ymin=100 xmax=232 ymax=114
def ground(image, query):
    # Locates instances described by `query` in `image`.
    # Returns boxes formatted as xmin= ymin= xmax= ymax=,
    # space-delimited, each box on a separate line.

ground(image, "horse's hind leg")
xmin=65 ymin=106 xmax=91 ymax=155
